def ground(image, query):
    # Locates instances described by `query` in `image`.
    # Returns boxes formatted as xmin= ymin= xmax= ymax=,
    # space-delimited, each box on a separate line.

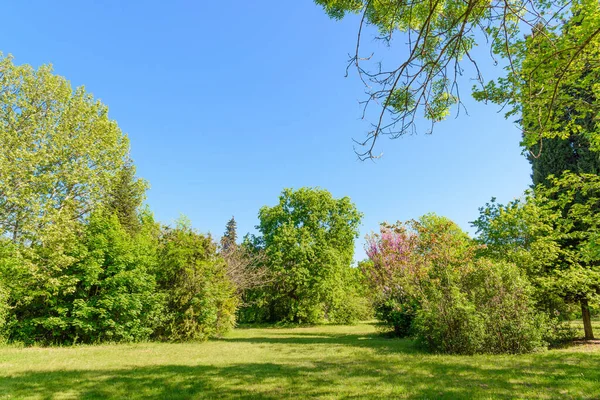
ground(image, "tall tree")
xmin=254 ymin=188 xmax=362 ymax=323
xmin=155 ymin=218 xmax=237 ymax=341
xmin=314 ymin=0 xmax=600 ymax=158
xmin=0 ymin=54 xmax=129 ymax=242
xmin=523 ymin=20 xmax=600 ymax=186
xmin=220 ymin=217 xmax=238 ymax=252
xmin=106 ymin=162 xmax=148 ymax=235
xmin=473 ymin=173 xmax=600 ymax=340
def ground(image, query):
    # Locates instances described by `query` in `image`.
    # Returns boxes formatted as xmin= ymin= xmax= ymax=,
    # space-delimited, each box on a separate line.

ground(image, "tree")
xmin=0 ymin=54 xmax=129 ymax=242
xmin=220 ymin=217 xmax=238 ymax=252
xmin=106 ymin=162 xmax=148 ymax=235
xmin=536 ymin=173 xmax=600 ymax=340
xmin=523 ymin=19 xmax=600 ymax=185
xmin=473 ymin=173 xmax=600 ymax=340
xmin=314 ymin=0 xmax=600 ymax=158
xmin=528 ymin=135 xmax=600 ymax=187
xmin=154 ymin=219 xmax=237 ymax=341
xmin=253 ymin=188 xmax=362 ymax=323
xmin=0 ymin=212 xmax=162 ymax=344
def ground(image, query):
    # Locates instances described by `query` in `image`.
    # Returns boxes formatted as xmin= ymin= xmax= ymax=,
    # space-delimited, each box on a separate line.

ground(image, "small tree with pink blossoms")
xmin=363 ymin=222 xmax=420 ymax=336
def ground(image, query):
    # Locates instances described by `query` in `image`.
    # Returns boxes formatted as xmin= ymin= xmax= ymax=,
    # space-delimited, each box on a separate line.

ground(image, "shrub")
xmin=366 ymin=214 xmax=549 ymax=354
xmin=0 ymin=282 xmax=9 ymax=343
xmin=154 ymin=220 xmax=238 ymax=341
xmin=373 ymin=296 xmax=418 ymax=337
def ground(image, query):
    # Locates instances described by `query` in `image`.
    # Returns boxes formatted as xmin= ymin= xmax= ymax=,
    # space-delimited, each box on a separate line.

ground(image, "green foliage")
xmin=154 ymin=220 xmax=237 ymax=341
xmin=106 ymin=162 xmax=149 ymax=235
xmin=0 ymin=212 xmax=162 ymax=344
xmin=314 ymin=0 xmax=600 ymax=158
xmin=247 ymin=188 xmax=363 ymax=324
xmin=0 ymin=54 xmax=129 ymax=243
xmin=474 ymin=172 xmax=600 ymax=339
xmin=366 ymin=214 xmax=547 ymax=354
xmin=325 ymin=266 xmax=373 ymax=324
xmin=220 ymin=216 xmax=238 ymax=252
xmin=0 ymin=279 xmax=9 ymax=343
xmin=67 ymin=212 xmax=163 ymax=343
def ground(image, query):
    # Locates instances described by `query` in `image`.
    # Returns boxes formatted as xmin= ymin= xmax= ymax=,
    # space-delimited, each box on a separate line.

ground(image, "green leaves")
xmin=0 ymin=54 xmax=129 ymax=243
xmin=250 ymin=188 xmax=363 ymax=324
xmin=314 ymin=0 xmax=600 ymax=158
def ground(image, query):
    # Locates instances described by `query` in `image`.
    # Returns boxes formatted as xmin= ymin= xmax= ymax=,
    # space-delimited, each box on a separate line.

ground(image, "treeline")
xmin=0 ymin=55 xmax=369 ymax=345
xmin=1 ymin=54 xmax=599 ymax=354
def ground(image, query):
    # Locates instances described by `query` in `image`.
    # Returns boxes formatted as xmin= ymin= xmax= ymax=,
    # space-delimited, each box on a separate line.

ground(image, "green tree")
xmin=474 ymin=173 xmax=600 ymax=340
xmin=0 ymin=54 xmax=129 ymax=242
xmin=220 ymin=217 xmax=238 ymax=252
xmin=253 ymin=188 xmax=362 ymax=323
xmin=106 ymin=162 xmax=148 ymax=235
xmin=314 ymin=0 xmax=600 ymax=158
xmin=154 ymin=219 xmax=237 ymax=341
xmin=523 ymin=20 xmax=600 ymax=185
xmin=0 ymin=212 xmax=162 ymax=344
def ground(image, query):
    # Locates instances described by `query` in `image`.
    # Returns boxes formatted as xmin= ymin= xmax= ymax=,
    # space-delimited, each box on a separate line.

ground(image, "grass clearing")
xmin=1 ymin=322 xmax=599 ymax=399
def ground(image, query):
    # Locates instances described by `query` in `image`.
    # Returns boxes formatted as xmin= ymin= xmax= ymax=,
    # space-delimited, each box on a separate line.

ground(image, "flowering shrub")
xmin=365 ymin=214 xmax=548 ymax=354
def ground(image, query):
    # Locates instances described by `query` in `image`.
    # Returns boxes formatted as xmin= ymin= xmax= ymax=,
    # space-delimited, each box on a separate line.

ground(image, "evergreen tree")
xmin=528 ymin=135 xmax=600 ymax=186
xmin=106 ymin=162 xmax=148 ymax=235
xmin=221 ymin=217 xmax=238 ymax=252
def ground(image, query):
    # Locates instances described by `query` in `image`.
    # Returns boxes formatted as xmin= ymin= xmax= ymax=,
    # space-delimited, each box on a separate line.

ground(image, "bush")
xmin=413 ymin=287 xmax=486 ymax=354
xmin=373 ymin=296 xmax=418 ymax=337
xmin=0 ymin=282 xmax=9 ymax=343
xmin=366 ymin=214 xmax=549 ymax=354
xmin=414 ymin=259 xmax=546 ymax=354
xmin=154 ymin=221 xmax=238 ymax=341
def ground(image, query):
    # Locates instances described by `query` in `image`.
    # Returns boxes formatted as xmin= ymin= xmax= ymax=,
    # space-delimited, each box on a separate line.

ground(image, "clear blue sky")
xmin=1 ymin=1 xmax=531 ymax=260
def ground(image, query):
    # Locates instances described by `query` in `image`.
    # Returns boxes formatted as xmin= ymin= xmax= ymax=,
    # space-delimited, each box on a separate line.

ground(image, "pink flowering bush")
xmin=364 ymin=214 xmax=547 ymax=354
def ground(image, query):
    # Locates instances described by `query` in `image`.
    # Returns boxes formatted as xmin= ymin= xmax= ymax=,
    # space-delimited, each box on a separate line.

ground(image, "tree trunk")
xmin=581 ymin=298 xmax=594 ymax=340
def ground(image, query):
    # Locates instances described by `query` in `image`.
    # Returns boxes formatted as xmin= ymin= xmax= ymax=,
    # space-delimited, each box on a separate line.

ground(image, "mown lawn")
xmin=1 ymin=322 xmax=599 ymax=399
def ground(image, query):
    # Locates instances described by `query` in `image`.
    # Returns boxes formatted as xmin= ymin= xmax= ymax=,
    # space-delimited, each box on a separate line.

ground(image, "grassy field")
xmin=1 ymin=322 xmax=599 ymax=400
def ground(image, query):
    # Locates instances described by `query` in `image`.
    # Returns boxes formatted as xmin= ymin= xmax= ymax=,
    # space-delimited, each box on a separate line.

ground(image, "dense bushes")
xmin=0 ymin=213 xmax=238 ymax=345
xmin=413 ymin=258 xmax=545 ymax=354
xmin=154 ymin=221 xmax=237 ymax=341
xmin=365 ymin=214 xmax=549 ymax=354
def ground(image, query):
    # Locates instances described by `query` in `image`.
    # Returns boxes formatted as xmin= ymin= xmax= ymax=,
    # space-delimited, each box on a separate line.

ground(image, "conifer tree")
xmin=221 ymin=217 xmax=238 ymax=252
xmin=106 ymin=162 xmax=148 ymax=235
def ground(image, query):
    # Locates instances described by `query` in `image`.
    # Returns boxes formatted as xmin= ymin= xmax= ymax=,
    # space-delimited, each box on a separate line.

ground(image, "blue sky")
xmin=1 ymin=1 xmax=531 ymax=260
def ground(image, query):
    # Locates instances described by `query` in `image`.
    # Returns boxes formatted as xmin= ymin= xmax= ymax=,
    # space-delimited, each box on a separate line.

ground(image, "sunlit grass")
xmin=1 ymin=323 xmax=599 ymax=399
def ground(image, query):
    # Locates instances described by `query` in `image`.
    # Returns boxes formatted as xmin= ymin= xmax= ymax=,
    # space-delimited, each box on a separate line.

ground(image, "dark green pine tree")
xmin=106 ymin=162 xmax=148 ymax=235
xmin=221 ymin=217 xmax=238 ymax=252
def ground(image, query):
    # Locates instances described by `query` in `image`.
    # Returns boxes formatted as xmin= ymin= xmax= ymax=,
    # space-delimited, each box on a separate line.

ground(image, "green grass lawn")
xmin=1 ymin=323 xmax=599 ymax=399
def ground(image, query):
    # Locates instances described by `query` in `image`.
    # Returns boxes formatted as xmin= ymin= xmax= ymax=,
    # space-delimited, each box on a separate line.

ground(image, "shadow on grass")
xmin=2 ymin=349 xmax=599 ymax=399
xmin=4 ymin=326 xmax=600 ymax=399
xmin=2 ymin=355 xmax=600 ymax=399
xmin=219 ymin=331 xmax=421 ymax=355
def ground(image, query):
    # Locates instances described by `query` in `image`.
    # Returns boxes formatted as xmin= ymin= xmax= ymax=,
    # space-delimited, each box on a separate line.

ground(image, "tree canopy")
xmin=0 ymin=54 xmax=129 ymax=242
xmin=252 ymin=188 xmax=363 ymax=323
xmin=314 ymin=0 xmax=600 ymax=158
